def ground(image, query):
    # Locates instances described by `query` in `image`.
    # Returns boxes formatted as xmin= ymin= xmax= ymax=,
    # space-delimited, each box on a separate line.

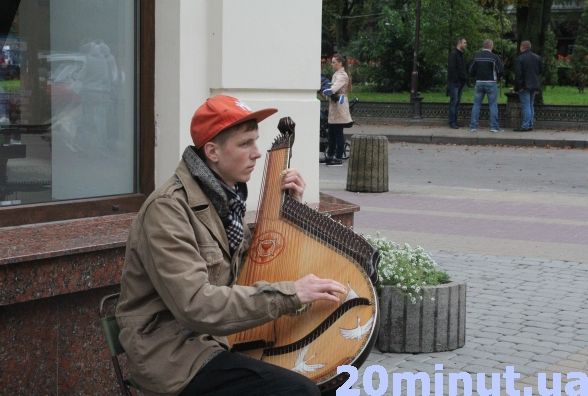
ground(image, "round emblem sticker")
xmin=249 ymin=231 xmax=285 ymax=264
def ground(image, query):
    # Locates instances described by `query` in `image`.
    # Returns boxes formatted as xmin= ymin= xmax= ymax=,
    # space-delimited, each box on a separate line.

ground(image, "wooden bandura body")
xmin=227 ymin=120 xmax=380 ymax=392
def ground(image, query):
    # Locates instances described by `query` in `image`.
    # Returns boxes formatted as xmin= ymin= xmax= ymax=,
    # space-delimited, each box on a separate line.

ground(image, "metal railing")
xmin=321 ymin=101 xmax=588 ymax=129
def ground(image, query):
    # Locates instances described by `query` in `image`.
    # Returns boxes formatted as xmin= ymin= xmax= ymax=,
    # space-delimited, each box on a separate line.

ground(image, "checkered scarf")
xmin=182 ymin=146 xmax=247 ymax=255
xmin=222 ymin=185 xmax=246 ymax=254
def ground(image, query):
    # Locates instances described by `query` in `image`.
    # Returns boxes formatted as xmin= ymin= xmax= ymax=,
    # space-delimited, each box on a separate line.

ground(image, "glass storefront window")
xmin=0 ymin=0 xmax=137 ymax=207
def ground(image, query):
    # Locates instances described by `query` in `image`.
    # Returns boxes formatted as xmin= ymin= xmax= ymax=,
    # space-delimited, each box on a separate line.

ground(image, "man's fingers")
xmin=281 ymin=169 xmax=305 ymax=201
xmin=294 ymin=274 xmax=348 ymax=304
xmin=318 ymin=279 xmax=346 ymax=293
xmin=317 ymin=292 xmax=341 ymax=303
xmin=327 ymin=285 xmax=347 ymax=295
xmin=281 ymin=169 xmax=306 ymax=188
xmin=312 ymin=278 xmax=346 ymax=294
xmin=283 ymin=182 xmax=303 ymax=193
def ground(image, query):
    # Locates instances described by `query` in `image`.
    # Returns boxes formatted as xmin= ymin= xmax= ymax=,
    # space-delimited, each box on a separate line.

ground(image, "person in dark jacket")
xmin=514 ymin=40 xmax=543 ymax=131
xmin=468 ymin=39 xmax=504 ymax=133
xmin=447 ymin=37 xmax=467 ymax=129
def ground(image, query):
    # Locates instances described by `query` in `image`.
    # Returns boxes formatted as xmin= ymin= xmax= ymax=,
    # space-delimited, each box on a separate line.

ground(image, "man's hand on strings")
xmin=294 ymin=274 xmax=346 ymax=304
xmin=281 ymin=168 xmax=305 ymax=202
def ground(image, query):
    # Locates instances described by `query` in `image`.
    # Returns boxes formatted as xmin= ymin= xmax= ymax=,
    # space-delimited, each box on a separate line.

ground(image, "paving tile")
xmin=363 ymin=250 xmax=588 ymax=393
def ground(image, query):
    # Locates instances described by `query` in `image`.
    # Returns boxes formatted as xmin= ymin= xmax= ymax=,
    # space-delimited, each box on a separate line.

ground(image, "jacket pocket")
xmin=200 ymin=243 xmax=224 ymax=265
xmin=140 ymin=311 xmax=177 ymax=335
xmin=199 ymin=243 xmax=225 ymax=282
xmin=127 ymin=319 xmax=193 ymax=393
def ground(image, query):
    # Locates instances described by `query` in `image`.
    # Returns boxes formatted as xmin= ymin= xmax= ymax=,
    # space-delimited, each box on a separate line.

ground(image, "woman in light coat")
xmin=324 ymin=54 xmax=352 ymax=166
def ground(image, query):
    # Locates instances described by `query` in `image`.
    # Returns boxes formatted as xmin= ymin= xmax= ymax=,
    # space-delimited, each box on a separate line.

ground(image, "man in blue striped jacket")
xmin=468 ymin=39 xmax=504 ymax=133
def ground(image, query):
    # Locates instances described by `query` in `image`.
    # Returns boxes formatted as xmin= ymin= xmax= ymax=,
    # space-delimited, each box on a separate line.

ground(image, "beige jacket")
xmin=327 ymin=68 xmax=353 ymax=125
xmin=116 ymin=158 xmax=302 ymax=396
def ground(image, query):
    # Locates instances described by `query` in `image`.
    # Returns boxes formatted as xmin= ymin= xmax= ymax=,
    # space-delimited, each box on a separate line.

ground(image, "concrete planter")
xmin=377 ymin=282 xmax=466 ymax=353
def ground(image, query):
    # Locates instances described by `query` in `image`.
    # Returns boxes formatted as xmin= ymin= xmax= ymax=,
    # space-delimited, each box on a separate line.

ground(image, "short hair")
xmin=456 ymin=37 xmax=466 ymax=46
xmin=520 ymin=40 xmax=531 ymax=50
xmin=213 ymin=119 xmax=258 ymax=146
xmin=197 ymin=119 xmax=258 ymax=159
xmin=483 ymin=39 xmax=493 ymax=49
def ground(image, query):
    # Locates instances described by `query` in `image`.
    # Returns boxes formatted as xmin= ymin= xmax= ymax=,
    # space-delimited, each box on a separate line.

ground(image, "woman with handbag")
xmin=322 ymin=54 xmax=353 ymax=166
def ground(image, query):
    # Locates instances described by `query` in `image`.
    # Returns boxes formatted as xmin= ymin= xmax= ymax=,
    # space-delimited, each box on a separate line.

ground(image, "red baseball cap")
xmin=190 ymin=95 xmax=278 ymax=148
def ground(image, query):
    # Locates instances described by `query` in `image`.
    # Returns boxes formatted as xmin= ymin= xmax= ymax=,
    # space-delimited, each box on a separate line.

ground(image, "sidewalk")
xmin=362 ymin=251 xmax=588 ymax=394
xmin=322 ymin=166 xmax=588 ymax=393
xmin=320 ymin=138 xmax=588 ymax=393
xmin=347 ymin=123 xmax=588 ymax=148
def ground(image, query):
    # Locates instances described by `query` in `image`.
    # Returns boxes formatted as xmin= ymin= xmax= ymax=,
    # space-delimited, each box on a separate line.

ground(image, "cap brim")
xmin=222 ymin=107 xmax=278 ymax=133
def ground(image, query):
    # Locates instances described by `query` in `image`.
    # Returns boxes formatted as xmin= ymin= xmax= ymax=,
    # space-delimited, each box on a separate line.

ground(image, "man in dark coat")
xmin=514 ymin=40 xmax=543 ymax=131
xmin=447 ymin=37 xmax=468 ymax=129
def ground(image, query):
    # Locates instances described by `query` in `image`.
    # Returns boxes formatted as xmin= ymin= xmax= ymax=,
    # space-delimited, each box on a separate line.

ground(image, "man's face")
xmin=207 ymin=125 xmax=261 ymax=187
xmin=459 ymin=39 xmax=467 ymax=51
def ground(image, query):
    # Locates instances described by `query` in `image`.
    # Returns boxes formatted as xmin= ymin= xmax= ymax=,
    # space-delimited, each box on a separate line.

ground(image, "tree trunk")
xmin=516 ymin=0 xmax=553 ymax=105
xmin=336 ymin=18 xmax=350 ymax=49
xmin=516 ymin=0 xmax=553 ymax=56
xmin=448 ymin=0 xmax=454 ymax=54
xmin=336 ymin=0 xmax=358 ymax=49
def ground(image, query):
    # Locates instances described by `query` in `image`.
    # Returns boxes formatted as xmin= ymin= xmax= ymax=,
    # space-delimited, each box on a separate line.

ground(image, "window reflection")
xmin=0 ymin=0 xmax=136 ymax=206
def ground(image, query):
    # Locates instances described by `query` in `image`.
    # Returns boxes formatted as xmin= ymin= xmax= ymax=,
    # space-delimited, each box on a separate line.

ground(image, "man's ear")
xmin=203 ymin=141 xmax=219 ymax=163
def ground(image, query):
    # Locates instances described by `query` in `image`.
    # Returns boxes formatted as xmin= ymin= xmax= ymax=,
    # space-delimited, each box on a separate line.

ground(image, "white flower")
xmin=367 ymin=236 xmax=449 ymax=302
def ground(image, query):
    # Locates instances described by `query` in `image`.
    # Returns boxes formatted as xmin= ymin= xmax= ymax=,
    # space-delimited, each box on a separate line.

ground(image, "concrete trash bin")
xmin=346 ymin=135 xmax=388 ymax=192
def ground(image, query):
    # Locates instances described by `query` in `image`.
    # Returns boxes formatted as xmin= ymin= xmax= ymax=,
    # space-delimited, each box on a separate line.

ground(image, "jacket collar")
xmin=175 ymin=160 xmax=208 ymax=207
xmin=176 ymin=146 xmax=251 ymax=257
xmin=179 ymin=146 xmax=248 ymax=214
xmin=179 ymin=146 xmax=230 ymax=216
xmin=175 ymin=160 xmax=231 ymax=255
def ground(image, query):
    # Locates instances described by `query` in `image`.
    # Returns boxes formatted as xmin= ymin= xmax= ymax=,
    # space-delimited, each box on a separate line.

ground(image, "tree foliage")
xmin=322 ymin=0 xmax=583 ymax=91
xmin=515 ymin=0 xmax=554 ymax=56
xmin=346 ymin=4 xmax=415 ymax=91
xmin=571 ymin=2 xmax=588 ymax=91
xmin=322 ymin=0 xmax=371 ymax=54
xmin=420 ymin=0 xmax=510 ymax=86
xmin=544 ymin=24 xmax=559 ymax=85
xmin=327 ymin=0 xmax=510 ymax=90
